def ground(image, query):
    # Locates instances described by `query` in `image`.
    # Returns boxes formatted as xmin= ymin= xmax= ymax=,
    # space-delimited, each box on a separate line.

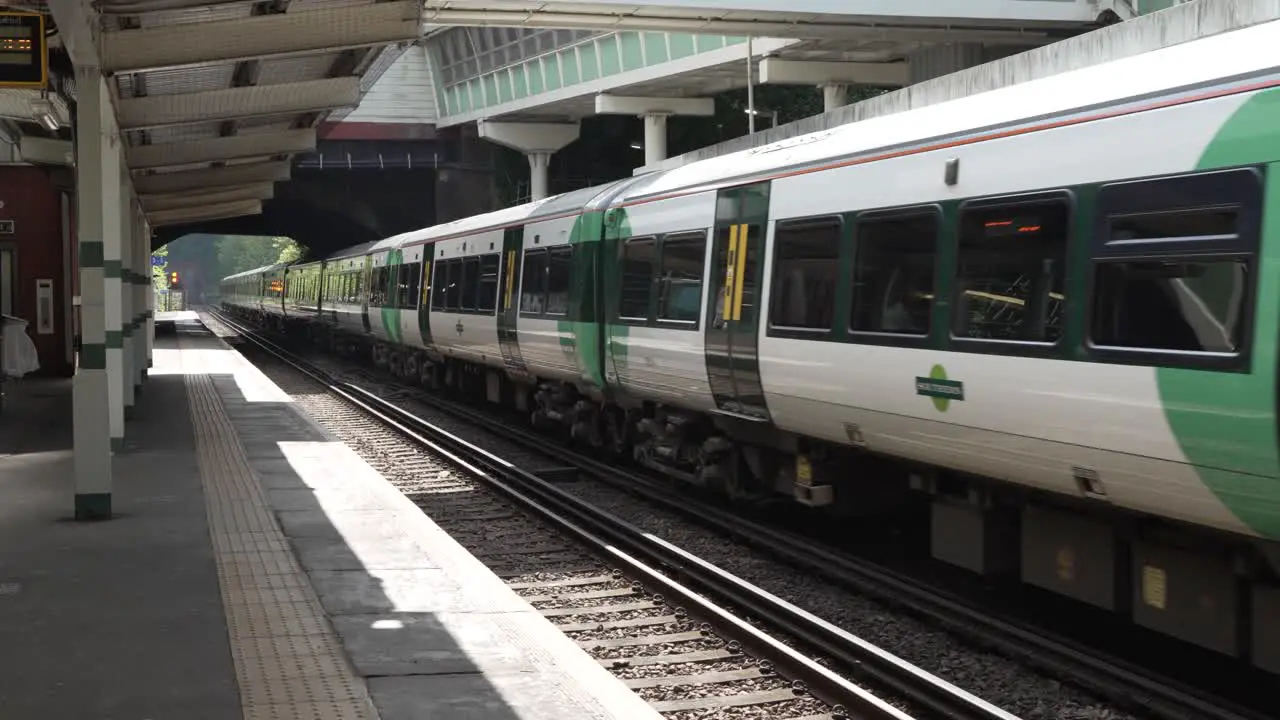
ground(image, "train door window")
xmin=520 ymin=248 xmax=547 ymax=314
xmin=770 ymin=217 xmax=840 ymax=333
xmin=431 ymin=261 xmax=448 ymax=310
xmin=619 ymin=236 xmax=655 ymax=320
xmin=656 ymin=231 xmax=706 ymax=325
xmin=443 ymin=259 xmax=462 ymax=311
xmin=400 ymin=262 xmax=421 ymax=309
xmin=850 ymin=209 xmax=938 ymax=336
xmin=461 ymin=256 xmax=481 ymax=311
xmin=954 ymin=196 xmax=1069 ymax=344
xmin=477 ymin=253 xmax=500 ymax=313
xmin=545 ymin=246 xmax=572 ymax=316
xmin=1089 ymin=168 xmax=1261 ymax=369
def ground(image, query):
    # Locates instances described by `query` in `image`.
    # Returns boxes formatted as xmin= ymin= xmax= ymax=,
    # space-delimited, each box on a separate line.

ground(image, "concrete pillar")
xmin=821 ymin=84 xmax=848 ymax=113
xmin=642 ymin=114 xmax=668 ymax=167
xmin=144 ymin=215 xmax=154 ymax=370
xmin=527 ymin=152 xmax=551 ymax=202
xmin=72 ymin=68 xmax=120 ymax=520
xmin=128 ymin=204 xmax=143 ymax=394
xmin=477 ymin=119 xmax=580 ymax=203
xmin=594 ymin=94 xmax=714 ymax=167
xmin=119 ymin=164 xmax=135 ymax=419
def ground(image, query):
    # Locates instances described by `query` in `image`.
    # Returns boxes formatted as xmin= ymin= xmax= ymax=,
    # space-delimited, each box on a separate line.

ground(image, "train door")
xmin=360 ymin=255 xmax=372 ymax=333
xmin=496 ymin=226 xmax=530 ymax=379
xmin=704 ymin=182 xmax=773 ymax=422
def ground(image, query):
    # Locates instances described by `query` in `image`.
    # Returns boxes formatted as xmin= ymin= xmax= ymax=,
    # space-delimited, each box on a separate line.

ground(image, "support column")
xmin=477 ymin=119 xmax=580 ymax=203
xmin=642 ymin=114 xmax=668 ymax=167
xmin=527 ymin=152 xmax=551 ymax=202
xmin=145 ymin=214 xmax=154 ymax=370
xmin=119 ymin=163 xmax=135 ymax=419
xmin=821 ymin=84 xmax=848 ymax=113
xmin=594 ymin=94 xmax=714 ymax=168
xmin=72 ymin=67 xmax=118 ymax=520
xmin=134 ymin=207 xmax=147 ymax=388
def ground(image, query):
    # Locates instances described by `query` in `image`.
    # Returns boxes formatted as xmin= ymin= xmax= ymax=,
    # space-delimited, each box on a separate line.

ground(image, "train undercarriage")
xmin=228 ymin=304 xmax=1280 ymax=676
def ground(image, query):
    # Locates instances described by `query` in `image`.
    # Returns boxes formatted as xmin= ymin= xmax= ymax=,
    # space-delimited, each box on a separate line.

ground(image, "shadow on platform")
xmin=0 ymin=329 xmax=527 ymax=719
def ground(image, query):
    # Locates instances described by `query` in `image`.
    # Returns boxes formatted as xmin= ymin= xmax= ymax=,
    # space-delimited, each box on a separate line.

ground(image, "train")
xmin=223 ymin=20 xmax=1280 ymax=671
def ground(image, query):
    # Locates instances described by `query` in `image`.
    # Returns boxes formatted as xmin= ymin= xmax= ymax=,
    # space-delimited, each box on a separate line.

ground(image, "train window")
xmin=954 ymin=199 xmax=1068 ymax=343
xmin=477 ymin=253 xmax=500 ymax=313
xmin=521 ymin=248 xmax=547 ymax=314
xmin=851 ymin=211 xmax=937 ymax=336
xmin=461 ymin=257 xmax=480 ymax=310
xmin=619 ymin=236 xmax=655 ymax=320
xmin=400 ymin=262 xmax=421 ymax=310
xmin=770 ymin=217 xmax=840 ymax=331
xmin=431 ymin=262 xmax=447 ymax=310
xmin=1091 ymin=259 xmax=1248 ymax=355
xmin=546 ymin=246 xmax=572 ymax=316
xmin=435 ymin=260 xmax=452 ymax=310
xmin=657 ymin=232 xmax=705 ymax=324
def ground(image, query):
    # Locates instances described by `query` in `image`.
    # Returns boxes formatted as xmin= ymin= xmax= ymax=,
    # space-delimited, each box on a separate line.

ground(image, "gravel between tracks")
xmin=218 ymin=331 xmax=865 ymax=720
xmin=303 ymin=362 xmax=1141 ymax=720
xmin=211 ymin=314 xmax=1140 ymax=720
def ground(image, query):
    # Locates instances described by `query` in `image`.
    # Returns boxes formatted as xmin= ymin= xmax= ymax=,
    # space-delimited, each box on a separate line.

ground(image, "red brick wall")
xmin=0 ymin=166 xmax=71 ymax=377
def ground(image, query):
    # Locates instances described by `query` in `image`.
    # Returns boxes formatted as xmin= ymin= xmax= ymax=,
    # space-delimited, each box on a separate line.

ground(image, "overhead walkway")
xmin=640 ymin=0 xmax=1280 ymax=173
xmin=420 ymin=0 xmax=1138 ymax=195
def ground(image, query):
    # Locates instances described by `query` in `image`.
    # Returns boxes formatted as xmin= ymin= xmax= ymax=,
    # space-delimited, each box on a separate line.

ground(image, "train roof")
xmin=324 ymin=240 xmax=380 ymax=261
xmin=615 ymin=17 xmax=1280 ymax=205
xmin=222 ymin=262 xmax=287 ymax=281
xmin=371 ymin=177 xmax=636 ymax=252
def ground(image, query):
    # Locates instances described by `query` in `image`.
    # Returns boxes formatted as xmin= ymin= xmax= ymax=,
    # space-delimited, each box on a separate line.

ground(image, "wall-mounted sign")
xmin=0 ymin=12 xmax=46 ymax=89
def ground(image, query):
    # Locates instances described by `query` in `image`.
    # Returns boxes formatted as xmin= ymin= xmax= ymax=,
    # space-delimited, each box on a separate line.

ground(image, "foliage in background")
xmin=150 ymin=234 xmax=304 ymax=300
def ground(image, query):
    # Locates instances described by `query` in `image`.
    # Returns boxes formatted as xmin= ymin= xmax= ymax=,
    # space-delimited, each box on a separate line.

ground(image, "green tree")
xmin=150 ymin=244 xmax=169 ymax=293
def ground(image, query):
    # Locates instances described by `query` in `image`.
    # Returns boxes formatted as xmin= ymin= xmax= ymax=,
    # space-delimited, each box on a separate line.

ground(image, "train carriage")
xmin=223 ymin=18 xmax=1280 ymax=670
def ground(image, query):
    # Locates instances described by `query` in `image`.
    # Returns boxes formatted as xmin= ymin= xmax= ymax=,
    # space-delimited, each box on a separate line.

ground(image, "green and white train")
xmin=223 ymin=19 xmax=1280 ymax=669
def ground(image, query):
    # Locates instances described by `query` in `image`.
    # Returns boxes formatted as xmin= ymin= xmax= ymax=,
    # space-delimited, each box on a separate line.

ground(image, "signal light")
xmin=169 ymin=271 xmax=180 ymax=286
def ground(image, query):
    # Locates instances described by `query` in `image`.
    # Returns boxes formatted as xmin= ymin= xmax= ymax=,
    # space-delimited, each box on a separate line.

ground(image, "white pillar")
xmin=642 ymin=113 xmax=668 ymax=166
xmin=145 ymin=216 xmax=154 ymax=370
xmin=72 ymin=67 xmax=117 ymax=520
xmin=134 ymin=208 xmax=147 ymax=388
xmin=822 ymin=84 xmax=848 ymax=113
xmin=528 ymin=152 xmax=550 ymax=202
xmin=119 ymin=164 xmax=135 ymax=418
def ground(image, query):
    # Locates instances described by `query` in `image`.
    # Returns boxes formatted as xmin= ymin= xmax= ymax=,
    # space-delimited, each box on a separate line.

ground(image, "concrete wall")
xmin=0 ymin=166 xmax=73 ymax=377
xmin=642 ymin=0 xmax=1280 ymax=172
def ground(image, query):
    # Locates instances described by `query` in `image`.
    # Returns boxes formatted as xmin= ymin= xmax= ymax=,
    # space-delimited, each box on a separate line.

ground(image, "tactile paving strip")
xmin=181 ymin=340 xmax=378 ymax=720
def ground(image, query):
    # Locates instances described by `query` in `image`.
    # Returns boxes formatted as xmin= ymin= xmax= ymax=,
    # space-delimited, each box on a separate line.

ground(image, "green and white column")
xmin=119 ymin=163 xmax=135 ymax=420
xmin=133 ymin=206 xmax=147 ymax=390
xmin=73 ymin=68 xmax=122 ymax=520
xmin=144 ymin=214 xmax=154 ymax=371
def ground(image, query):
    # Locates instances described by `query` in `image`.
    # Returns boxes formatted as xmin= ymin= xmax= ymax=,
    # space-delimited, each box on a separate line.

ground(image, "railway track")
xmin=210 ymin=309 xmax=1273 ymax=720
xmin=207 ymin=309 xmax=1019 ymax=720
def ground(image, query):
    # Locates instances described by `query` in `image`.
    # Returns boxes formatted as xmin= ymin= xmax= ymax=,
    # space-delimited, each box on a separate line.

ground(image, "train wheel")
xmin=601 ymin=405 xmax=632 ymax=459
xmin=403 ymin=353 xmax=419 ymax=383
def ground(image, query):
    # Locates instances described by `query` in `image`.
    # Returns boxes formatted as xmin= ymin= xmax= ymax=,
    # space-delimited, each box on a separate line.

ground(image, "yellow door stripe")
xmin=731 ymin=223 xmax=749 ymax=322
xmin=421 ymin=261 xmax=431 ymax=308
xmin=724 ymin=225 xmax=738 ymax=321
xmin=504 ymin=250 xmax=516 ymax=310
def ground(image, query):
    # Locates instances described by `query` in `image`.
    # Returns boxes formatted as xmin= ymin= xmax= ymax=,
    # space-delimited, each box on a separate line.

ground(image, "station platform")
xmin=0 ymin=317 xmax=660 ymax=720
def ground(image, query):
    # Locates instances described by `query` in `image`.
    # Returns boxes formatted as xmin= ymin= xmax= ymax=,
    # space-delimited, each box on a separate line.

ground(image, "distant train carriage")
xmin=223 ymin=20 xmax=1280 ymax=671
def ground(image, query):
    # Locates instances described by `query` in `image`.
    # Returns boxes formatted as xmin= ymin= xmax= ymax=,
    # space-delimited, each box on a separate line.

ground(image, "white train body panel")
xmin=399 ymin=244 xmax=428 ymax=351
xmin=753 ymin=88 xmax=1259 ymax=537
xmin=515 ymin=214 xmax=580 ymax=383
xmin=428 ymin=232 xmax=503 ymax=368
xmin=607 ymin=192 xmax=718 ymax=412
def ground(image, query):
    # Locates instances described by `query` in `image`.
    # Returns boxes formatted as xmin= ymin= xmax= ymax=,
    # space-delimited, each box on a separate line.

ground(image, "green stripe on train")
xmin=562 ymin=210 xmax=607 ymax=389
xmin=381 ymin=249 xmax=404 ymax=345
xmin=1160 ymin=88 xmax=1280 ymax=539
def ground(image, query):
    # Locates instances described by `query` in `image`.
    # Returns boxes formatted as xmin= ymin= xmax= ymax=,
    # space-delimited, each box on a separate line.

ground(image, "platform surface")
xmin=0 ymin=318 xmax=659 ymax=720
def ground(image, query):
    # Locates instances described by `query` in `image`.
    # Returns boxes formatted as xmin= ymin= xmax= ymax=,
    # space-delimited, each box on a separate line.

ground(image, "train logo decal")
xmin=915 ymin=364 xmax=965 ymax=412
